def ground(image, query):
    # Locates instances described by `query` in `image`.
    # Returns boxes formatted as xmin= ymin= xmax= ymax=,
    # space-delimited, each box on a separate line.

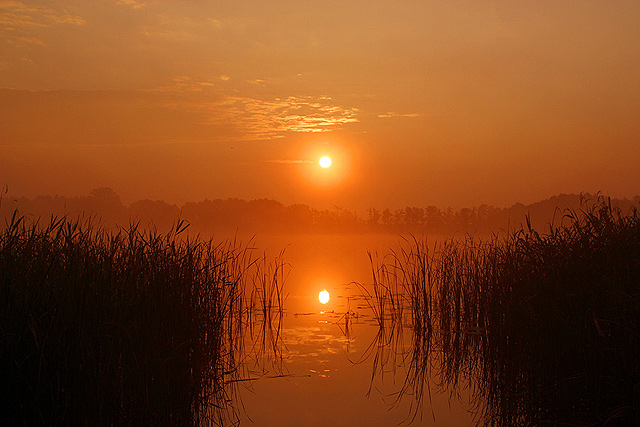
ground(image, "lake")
xmin=235 ymin=234 xmax=476 ymax=426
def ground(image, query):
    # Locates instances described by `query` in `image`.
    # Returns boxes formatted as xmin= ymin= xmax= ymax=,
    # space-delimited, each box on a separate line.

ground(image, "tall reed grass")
xmin=367 ymin=197 xmax=640 ymax=426
xmin=0 ymin=211 xmax=284 ymax=426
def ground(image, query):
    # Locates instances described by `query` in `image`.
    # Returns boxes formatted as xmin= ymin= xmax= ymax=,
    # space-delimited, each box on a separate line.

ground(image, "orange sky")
xmin=1 ymin=1 xmax=639 ymax=210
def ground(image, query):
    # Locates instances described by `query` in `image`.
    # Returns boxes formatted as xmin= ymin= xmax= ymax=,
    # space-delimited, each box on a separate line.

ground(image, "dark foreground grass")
xmin=368 ymin=198 xmax=640 ymax=426
xmin=0 ymin=212 xmax=283 ymax=426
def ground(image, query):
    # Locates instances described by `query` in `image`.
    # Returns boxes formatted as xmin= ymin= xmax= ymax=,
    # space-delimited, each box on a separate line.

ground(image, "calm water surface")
xmin=236 ymin=234 xmax=476 ymax=426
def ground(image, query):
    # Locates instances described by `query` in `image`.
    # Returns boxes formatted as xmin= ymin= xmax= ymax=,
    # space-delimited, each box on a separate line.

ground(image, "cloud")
xmin=0 ymin=1 xmax=85 ymax=50
xmin=166 ymin=92 xmax=359 ymax=140
xmin=150 ymin=76 xmax=219 ymax=92
xmin=378 ymin=112 xmax=420 ymax=118
xmin=216 ymin=95 xmax=359 ymax=139
xmin=265 ymin=159 xmax=314 ymax=164
xmin=116 ymin=0 xmax=147 ymax=10
xmin=138 ymin=11 xmax=210 ymax=41
xmin=0 ymin=1 xmax=86 ymax=29
xmin=149 ymin=77 xmax=360 ymax=140
xmin=140 ymin=26 xmax=195 ymax=41
xmin=208 ymin=18 xmax=223 ymax=28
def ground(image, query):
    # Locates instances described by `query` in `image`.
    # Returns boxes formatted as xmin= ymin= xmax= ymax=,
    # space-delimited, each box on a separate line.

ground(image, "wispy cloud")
xmin=0 ymin=1 xmax=85 ymax=29
xmin=157 ymin=84 xmax=360 ymax=140
xmin=140 ymin=26 xmax=195 ymax=41
xmin=216 ymin=95 xmax=359 ymax=139
xmin=265 ymin=159 xmax=314 ymax=164
xmin=150 ymin=76 xmax=220 ymax=92
xmin=138 ymin=11 xmax=217 ymax=41
xmin=0 ymin=1 xmax=85 ymax=49
xmin=378 ymin=112 xmax=420 ymax=118
xmin=116 ymin=0 xmax=147 ymax=10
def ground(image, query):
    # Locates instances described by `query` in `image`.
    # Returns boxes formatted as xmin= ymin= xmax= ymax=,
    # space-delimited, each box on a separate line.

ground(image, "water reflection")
xmin=364 ymin=204 xmax=640 ymax=427
xmin=238 ymin=234 xmax=474 ymax=426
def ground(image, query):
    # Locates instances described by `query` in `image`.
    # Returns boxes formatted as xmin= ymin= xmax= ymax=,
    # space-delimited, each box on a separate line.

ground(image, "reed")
xmin=0 ymin=211 xmax=284 ymax=426
xmin=367 ymin=197 xmax=640 ymax=426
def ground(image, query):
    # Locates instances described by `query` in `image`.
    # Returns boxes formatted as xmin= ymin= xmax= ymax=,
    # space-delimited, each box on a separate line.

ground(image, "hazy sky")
xmin=1 ymin=1 xmax=639 ymax=210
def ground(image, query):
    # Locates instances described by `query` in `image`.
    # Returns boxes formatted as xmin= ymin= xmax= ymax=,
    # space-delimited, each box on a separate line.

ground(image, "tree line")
xmin=3 ymin=187 xmax=639 ymax=236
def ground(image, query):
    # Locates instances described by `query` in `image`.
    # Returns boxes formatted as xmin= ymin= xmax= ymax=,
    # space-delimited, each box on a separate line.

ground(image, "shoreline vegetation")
xmin=365 ymin=196 xmax=640 ymax=426
xmin=0 ymin=212 xmax=284 ymax=426
xmin=4 ymin=187 xmax=640 ymax=236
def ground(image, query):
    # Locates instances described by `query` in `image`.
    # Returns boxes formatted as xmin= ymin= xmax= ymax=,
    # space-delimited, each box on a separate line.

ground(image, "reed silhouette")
xmin=366 ymin=197 xmax=640 ymax=426
xmin=0 ymin=211 xmax=284 ymax=426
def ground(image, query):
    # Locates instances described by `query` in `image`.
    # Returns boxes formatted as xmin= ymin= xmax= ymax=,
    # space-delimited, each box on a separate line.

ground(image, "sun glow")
xmin=319 ymin=156 xmax=332 ymax=168
xmin=318 ymin=289 xmax=330 ymax=304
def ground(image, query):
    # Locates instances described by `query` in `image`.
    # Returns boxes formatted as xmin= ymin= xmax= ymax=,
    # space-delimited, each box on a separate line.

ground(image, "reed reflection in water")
xmin=237 ymin=234 xmax=474 ymax=426
xmin=364 ymin=198 xmax=640 ymax=426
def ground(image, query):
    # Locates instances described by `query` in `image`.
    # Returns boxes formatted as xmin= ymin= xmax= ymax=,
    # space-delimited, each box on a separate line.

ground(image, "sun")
xmin=319 ymin=156 xmax=332 ymax=168
xmin=318 ymin=289 xmax=330 ymax=304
